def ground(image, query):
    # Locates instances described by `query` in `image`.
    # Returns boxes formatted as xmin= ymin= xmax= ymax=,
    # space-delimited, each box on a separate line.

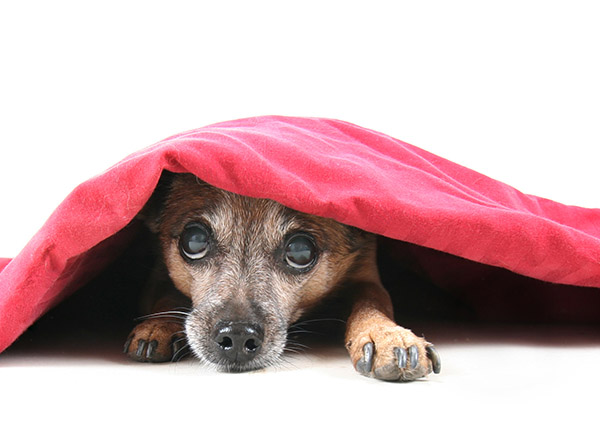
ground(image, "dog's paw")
xmin=346 ymin=325 xmax=441 ymax=382
xmin=124 ymin=319 xmax=186 ymax=363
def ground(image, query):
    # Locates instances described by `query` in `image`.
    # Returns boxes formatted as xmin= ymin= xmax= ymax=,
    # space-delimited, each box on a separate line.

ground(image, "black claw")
xmin=356 ymin=342 xmax=374 ymax=374
xmin=426 ymin=345 xmax=442 ymax=374
xmin=408 ymin=345 xmax=419 ymax=369
xmin=395 ymin=347 xmax=408 ymax=369
xmin=146 ymin=340 xmax=158 ymax=359
xmin=123 ymin=336 xmax=133 ymax=354
xmin=172 ymin=336 xmax=186 ymax=356
xmin=135 ymin=340 xmax=146 ymax=358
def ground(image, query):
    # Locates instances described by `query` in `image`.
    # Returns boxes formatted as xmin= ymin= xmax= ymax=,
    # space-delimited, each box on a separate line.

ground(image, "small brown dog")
xmin=123 ymin=172 xmax=440 ymax=381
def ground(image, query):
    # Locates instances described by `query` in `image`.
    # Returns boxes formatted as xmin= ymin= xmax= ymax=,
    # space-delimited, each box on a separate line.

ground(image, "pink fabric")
xmin=1 ymin=116 xmax=599 ymax=353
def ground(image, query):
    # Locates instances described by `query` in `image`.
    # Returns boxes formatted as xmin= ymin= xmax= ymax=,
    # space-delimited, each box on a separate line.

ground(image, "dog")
xmin=123 ymin=172 xmax=441 ymax=381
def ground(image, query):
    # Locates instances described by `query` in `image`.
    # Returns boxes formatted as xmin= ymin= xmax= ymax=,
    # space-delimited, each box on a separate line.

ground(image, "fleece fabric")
xmin=1 ymin=116 xmax=599 ymax=353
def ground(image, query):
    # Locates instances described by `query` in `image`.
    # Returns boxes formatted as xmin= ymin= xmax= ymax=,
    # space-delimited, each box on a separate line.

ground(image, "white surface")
xmin=1 ymin=1 xmax=599 ymax=433
xmin=1 ymin=1 xmax=599 ymax=258
xmin=1 ymin=323 xmax=599 ymax=433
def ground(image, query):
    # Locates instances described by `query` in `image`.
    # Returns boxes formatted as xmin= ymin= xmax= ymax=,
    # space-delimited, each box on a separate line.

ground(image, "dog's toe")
xmin=372 ymin=345 xmax=430 ymax=381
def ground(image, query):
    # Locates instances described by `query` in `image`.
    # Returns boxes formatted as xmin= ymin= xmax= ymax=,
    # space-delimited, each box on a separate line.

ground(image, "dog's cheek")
xmin=165 ymin=253 xmax=221 ymax=303
xmin=161 ymin=245 xmax=194 ymax=298
xmin=288 ymin=309 xmax=305 ymax=325
xmin=183 ymin=310 xmax=206 ymax=360
xmin=295 ymin=259 xmax=340 ymax=311
xmin=184 ymin=307 xmax=223 ymax=364
xmin=260 ymin=314 xmax=289 ymax=365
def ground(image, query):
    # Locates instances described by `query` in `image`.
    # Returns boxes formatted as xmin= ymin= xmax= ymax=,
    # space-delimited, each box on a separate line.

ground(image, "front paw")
xmin=124 ymin=319 xmax=186 ymax=363
xmin=346 ymin=325 xmax=441 ymax=381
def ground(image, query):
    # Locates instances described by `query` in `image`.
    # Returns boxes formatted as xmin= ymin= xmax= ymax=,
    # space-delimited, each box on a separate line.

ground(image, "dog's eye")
xmin=284 ymin=234 xmax=317 ymax=270
xmin=179 ymin=223 xmax=210 ymax=260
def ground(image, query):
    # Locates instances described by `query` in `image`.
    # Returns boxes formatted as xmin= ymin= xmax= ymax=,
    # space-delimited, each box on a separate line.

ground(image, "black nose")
xmin=212 ymin=321 xmax=264 ymax=364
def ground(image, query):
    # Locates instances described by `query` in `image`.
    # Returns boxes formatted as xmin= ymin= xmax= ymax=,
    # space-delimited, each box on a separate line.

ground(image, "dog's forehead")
xmin=204 ymin=193 xmax=293 ymax=238
xmin=163 ymin=174 xmax=308 ymax=238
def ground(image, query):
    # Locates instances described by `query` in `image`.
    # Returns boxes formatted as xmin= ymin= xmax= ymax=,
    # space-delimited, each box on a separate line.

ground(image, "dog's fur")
xmin=123 ymin=172 xmax=440 ymax=381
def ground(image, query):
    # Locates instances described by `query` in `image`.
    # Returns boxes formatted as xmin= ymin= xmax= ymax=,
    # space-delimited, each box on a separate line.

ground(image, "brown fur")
xmin=123 ymin=172 xmax=440 ymax=380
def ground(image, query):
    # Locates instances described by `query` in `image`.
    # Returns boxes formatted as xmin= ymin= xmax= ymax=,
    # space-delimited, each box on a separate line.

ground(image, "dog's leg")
xmin=123 ymin=261 xmax=191 ymax=363
xmin=344 ymin=281 xmax=441 ymax=381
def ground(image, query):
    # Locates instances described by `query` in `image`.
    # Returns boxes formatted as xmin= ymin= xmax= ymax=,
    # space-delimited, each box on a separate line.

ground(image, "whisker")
xmin=140 ymin=311 xmax=190 ymax=318
xmin=285 ymin=339 xmax=310 ymax=350
xmin=173 ymin=352 xmax=191 ymax=363
xmin=170 ymin=306 xmax=192 ymax=312
xmin=169 ymin=327 xmax=190 ymax=362
xmin=172 ymin=345 xmax=191 ymax=362
xmin=171 ymin=336 xmax=188 ymax=346
xmin=135 ymin=315 xmax=187 ymax=321
xmin=288 ymin=318 xmax=346 ymax=338
xmin=144 ymin=309 xmax=190 ymax=316
xmin=287 ymin=327 xmax=313 ymax=335
xmin=135 ymin=310 xmax=190 ymax=322
xmin=290 ymin=318 xmax=346 ymax=327
xmin=145 ymin=310 xmax=190 ymax=316
xmin=276 ymin=353 xmax=301 ymax=371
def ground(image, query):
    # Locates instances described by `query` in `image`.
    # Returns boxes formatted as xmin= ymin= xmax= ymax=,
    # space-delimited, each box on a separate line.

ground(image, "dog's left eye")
xmin=284 ymin=234 xmax=317 ymax=270
xmin=179 ymin=223 xmax=210 ymax=260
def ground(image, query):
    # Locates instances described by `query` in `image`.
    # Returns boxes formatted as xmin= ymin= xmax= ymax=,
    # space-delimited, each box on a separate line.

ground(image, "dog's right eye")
xmin=179 ymin=223 xmax=210 ymax=261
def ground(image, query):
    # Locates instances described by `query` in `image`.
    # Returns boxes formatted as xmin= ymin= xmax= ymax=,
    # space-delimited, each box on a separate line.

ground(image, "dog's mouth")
xmin=185 ymin=311 xmax=288 ymax=372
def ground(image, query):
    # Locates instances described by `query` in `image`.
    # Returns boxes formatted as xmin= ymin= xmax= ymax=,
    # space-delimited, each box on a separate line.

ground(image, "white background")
xmin=1 ymin=1 xmax=599 ymax=434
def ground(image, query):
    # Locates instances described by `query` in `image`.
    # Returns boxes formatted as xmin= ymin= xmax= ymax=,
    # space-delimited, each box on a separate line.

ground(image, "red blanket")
xmin=1 ymin=116 xmax=599 ymax=353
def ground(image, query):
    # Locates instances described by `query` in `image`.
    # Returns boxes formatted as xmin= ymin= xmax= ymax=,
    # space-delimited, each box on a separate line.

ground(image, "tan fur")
xmin=123 ymin=172 xmax=440 ymax=381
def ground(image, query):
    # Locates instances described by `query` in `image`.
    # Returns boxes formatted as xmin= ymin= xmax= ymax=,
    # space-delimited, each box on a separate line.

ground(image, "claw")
xmin=146 ymin=340 xmax=158 ymax=359
xmin=172 ymin=337 xmax=185 ymax=355
xmin=171 ymin=335 xmax=189 ymax=362
xmin=426 ymin=345 xmax=441 ymax=374
xmin=395 ymin=347 xmax=408 ymax=369
xmin=135 ymin=340 xmax=146 ymax=358
xmin=408 ymin=345 xmax=419 ymax=369
xmin=123 ymin=336 xmax=133 ymax=354
xmin=356 ymin=342 xmax=374 ymax=374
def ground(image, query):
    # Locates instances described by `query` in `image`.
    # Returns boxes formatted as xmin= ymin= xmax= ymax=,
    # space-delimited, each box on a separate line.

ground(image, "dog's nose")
xmin=213 ymin=321 xmax=264 ymax=364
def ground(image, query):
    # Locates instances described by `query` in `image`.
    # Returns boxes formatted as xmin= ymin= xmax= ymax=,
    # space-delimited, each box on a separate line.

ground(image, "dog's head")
xmin=146 ymin=173 xmax=374 ymax=371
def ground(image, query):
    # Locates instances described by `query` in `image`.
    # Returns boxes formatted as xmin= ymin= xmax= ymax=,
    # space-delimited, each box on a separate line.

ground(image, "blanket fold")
xmin=1 ymin=116 xmax=599 ymax=353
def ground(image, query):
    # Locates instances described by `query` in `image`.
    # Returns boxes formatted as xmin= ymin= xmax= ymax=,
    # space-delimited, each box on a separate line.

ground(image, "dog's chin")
xmin=185 ymin=329 xmax=287 ymax=373
xmin=191 ymin=344 xmax=286 ymax=373
xmin=209 ymin=355 xmax=281 ymax=373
